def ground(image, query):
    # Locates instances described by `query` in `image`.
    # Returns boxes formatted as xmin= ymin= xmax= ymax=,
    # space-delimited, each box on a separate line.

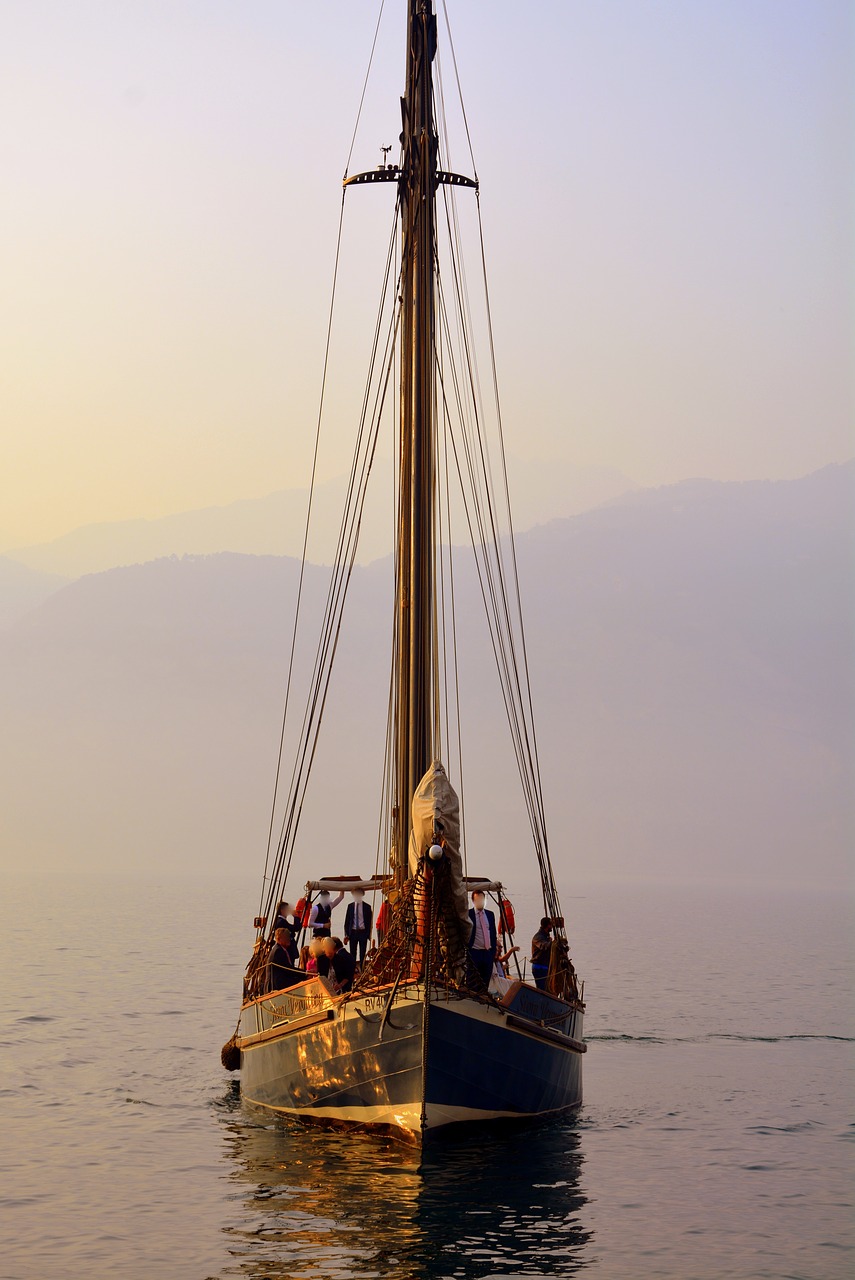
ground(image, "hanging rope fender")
xmin=221 ymin=1034 xmax=241 ymax=1072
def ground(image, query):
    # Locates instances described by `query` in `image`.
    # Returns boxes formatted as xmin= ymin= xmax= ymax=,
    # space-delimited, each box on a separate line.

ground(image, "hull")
xmin=237 ymin=977 xmax=584 ymax=1139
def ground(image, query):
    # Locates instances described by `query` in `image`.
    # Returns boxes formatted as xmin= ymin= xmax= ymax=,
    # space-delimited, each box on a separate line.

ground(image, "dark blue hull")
xmin=425 ymin=1001 xmax=583 ymax=1126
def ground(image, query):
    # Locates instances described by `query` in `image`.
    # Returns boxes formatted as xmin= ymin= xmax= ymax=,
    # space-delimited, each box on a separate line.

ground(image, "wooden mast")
xmin=343 ymin=2 xmax=475 ymax=884
xmin=394 ymin=0 xmax=437 ymax=881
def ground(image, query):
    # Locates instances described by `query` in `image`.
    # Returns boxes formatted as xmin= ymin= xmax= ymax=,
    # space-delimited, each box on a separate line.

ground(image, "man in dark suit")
xmin=273 ymin=901 xmax=298 ymax=933
xmin=344 ymin=889 xmax=373 ymax=965
xmin=323 ymin=936 xmax=356 ymax=993
xmin=467 ymin=890 xmax=497 ymax=988
xmin=267 ymin=927 xmax=300 ymax=992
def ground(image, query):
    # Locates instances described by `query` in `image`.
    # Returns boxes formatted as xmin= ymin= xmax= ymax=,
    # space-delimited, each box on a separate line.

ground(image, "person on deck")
xmin=323 ymin=936 xmax=355 ymax=993
xmin=531 ymin=918 xmax=553 ymax=990
xmin=467 ymin=891 xmax=497 ymax=988
xmin=309 ymin=889 xmax=344 ymax=938
xmin=307 ymin=939 xmax=324 ymax=976
xmin=493 ymin=944 xmax=520 ymax=980
xmin=267 ymin=928 xmax=300 ymax=992
xmin=344 ymin=889 xmax=372 ymax=966
xmin=273 ymin=901 xmax=298 ymax=932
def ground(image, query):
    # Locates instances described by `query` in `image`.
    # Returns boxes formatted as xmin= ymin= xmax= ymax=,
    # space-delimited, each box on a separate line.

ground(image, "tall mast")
xmin=394 ymin=0 xmax=438 ymax=880
xmin=343 ymin=1 xmax=475 ymax=882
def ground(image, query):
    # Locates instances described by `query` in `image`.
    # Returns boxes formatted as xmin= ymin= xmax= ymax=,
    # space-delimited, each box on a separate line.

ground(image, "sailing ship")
xmin=222 ymin=0 xmax=585 ymax=1140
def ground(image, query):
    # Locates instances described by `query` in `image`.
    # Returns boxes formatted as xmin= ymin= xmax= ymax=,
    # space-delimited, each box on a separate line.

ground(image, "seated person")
xmin=493 ymin=944 xmax=520 ymax=980
xmin=267 ymin=927 xmax=301 ymax=992
xmin=323 ymin=936 xmax=355 ymax=993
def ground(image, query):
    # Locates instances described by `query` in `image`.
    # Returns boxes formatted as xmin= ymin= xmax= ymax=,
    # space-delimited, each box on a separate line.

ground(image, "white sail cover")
xmin=408 ymin=760 xmax=471 ymax=935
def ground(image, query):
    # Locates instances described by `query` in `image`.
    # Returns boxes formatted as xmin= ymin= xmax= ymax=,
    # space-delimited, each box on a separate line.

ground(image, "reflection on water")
xmin=214 ymin=1085 xmax=592 ymax=1278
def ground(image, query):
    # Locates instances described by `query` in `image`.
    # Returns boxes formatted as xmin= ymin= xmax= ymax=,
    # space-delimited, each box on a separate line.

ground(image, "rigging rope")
xmin=475 ymin=190 xmax=559 ymax=907
xmin=343 ymin=0 xmax=388 ymax=178
xmin=432 ymin=189 xmax=561 ymax=919
xmin=257 ymin=191 xmax=348 ymax=920
xmin=435 ymin=54 xmax=564 ymax=912
xmin=257 ymin=6 xmax=567 ymax=937
xmin=440 ymin=385 xmax=468 ymax=878
xmin=261 ymin=1 xmax=393 ymax=925
xmin=261 ymin=197 xmax=404 ymax=929
xmin=439 ymin=0 xmax=478 ymax=181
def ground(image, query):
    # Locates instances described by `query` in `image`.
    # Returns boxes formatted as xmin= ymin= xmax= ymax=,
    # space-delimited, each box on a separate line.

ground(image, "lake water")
xmin=1 ymin=873 xmax=852 ymax=1279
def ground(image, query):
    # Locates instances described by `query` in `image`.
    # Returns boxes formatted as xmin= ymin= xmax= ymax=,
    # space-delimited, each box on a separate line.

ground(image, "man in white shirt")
xmin=467 ymin=890 xmax=497 ymax=988
xmin=309 ymin=889 xmax=344 ymax=937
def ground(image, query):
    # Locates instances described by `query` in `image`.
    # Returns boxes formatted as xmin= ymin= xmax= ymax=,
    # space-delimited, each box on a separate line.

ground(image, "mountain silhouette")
xmin=1 ymin=463 xmax=850 ymax=889
xmin=1 ymin=461 xmax=635 ymax=581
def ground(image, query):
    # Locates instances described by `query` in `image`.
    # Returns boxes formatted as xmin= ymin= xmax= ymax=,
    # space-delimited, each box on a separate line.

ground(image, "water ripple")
xmin=587 ymin=1032 xmax=854 ymax=1044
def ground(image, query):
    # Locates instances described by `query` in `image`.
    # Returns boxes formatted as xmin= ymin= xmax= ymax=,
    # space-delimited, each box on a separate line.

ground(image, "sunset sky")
xmin=2 ymin=0 xmax=851 ymax=550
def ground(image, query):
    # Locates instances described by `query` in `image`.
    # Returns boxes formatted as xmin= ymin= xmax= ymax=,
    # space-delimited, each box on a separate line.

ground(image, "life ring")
xmin=500 ymin=898 xmax=516 ymax=934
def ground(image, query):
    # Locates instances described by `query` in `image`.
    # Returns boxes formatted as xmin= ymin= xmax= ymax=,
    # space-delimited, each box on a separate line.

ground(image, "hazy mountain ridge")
xmin=0 ymin=557 xmax=68 ymax=630
xmin=1 ymin=460 xmax=636 ymax=583
xmin=1 ymin=463 xmax=851 ymax=886
xmin=523 ymin=462 xmax=854 ymax=735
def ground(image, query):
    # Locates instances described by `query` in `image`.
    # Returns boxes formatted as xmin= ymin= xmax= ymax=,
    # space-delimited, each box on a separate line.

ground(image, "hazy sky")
xmin=2 ymin=0 xmax=851 ymax=549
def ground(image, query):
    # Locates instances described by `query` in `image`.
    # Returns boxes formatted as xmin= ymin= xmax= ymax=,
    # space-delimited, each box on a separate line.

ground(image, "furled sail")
xmin=408 ymin=760 xmax=470 ymax=938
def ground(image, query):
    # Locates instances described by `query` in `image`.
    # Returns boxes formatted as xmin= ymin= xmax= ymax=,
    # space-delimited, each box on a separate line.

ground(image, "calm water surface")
xmin=1 ymin=874 xmax=851 ymax=1279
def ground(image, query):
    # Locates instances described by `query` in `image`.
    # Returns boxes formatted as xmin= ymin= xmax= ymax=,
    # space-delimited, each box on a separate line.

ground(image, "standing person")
xmin=467 ymin=890 xmax=497 ymax=988
xmin=309 ymin=889 xmax=344 ymax=938
xmin=531 ymin=918 xmax=553 ymax=990
xmin=273 ymin=901 xmax=298 ymax=932
xmin=323 ymin=937 xmax=355 ymax=993
xmin=282 ymin=927 xmax=299 ymax=968
xmin=344 ymin=889 xmax=373 ymax=965
xmin=267 ymin=928 xmax=300 ymax=992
